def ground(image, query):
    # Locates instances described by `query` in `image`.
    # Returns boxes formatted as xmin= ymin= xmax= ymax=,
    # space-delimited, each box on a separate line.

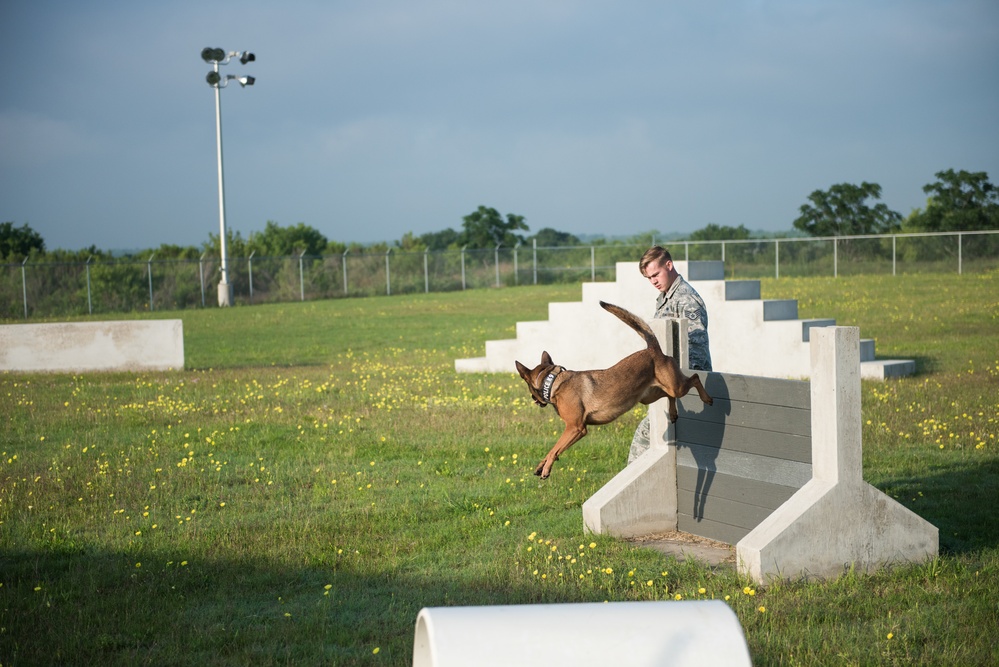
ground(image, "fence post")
xmin=495 ymin=244 xmax=501 ymax=287
xmin=958 ymin=232 xmax=963 ymax=275
xmin=591 ymin=246 xmax=595 ymax=281
xmin=833 ymin=238 xmax=838 ymax=278
xmin=21 ymin=257 xmax=28 ymax=319
xmin=424 ymin=249 xmax=429 ymax=293
xmin=299 ymin=250 xmax=306 ymax=301
xmin=248 ymin=251 xmax=255 ymax=304
xmin=199 ymin=253 xmax=207 ymax=307
xmin=533 ymin=238 xmax=537 ymax=285
xmin=892 ymin=236 xmax=896 ymax=276
xmin=461 ymin=246 xmax=467 ymax=290
xmin=147 ymin=253 xmax=155 ymax=312
xmin=342 ymin=249 xmax=349 ymax=295
xmin=86 ymin=255 xmax=93 ymax=315
xmin=775 ymin=239 xmax=780 ymax=279
xmin=385 ymin=248 xmax=392 ymax=296
xmin=514 ymin=242 xmax=520 ymax=285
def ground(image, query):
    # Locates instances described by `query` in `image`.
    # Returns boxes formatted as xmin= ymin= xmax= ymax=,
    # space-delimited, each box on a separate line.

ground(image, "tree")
xmin=419 ymin=228 xmax=461 ymax=251
xmin=530 ymin=228 xmax=580 ymax=246
xmin=460 ymin=206 xmax=529 ymax=248
xmin=689 ymin=223 xmax=751 ymax=241
xmin=247 ymin=221 xmax=328 ymax=256
xmin=906 ymin=169 xmax=999 ymax=232
xmin=0 ymin=222 xmax=45 ymax=260
xmin=793 ymin=182 xmax=902 ymax=237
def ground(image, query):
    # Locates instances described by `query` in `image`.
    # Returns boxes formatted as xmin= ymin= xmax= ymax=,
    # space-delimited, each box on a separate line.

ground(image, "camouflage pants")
xmin=628 ymin=415 xmax=652 ymax=464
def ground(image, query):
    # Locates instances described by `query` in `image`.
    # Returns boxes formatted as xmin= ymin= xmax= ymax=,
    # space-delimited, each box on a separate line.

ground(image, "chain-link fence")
xmin=3 ymin=231 xmax=997 ymax=319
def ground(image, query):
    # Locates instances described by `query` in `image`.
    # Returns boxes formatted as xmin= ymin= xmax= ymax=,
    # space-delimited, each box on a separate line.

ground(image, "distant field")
xmin=1 ymin=272 xmax=997 ymax=665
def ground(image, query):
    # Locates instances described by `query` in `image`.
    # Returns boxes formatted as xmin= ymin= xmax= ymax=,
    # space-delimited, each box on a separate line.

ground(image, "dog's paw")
xmin=535 ymin=461 xmax=550 ymax=479
xmin=704 ymin=396 xmax=714 ymax=406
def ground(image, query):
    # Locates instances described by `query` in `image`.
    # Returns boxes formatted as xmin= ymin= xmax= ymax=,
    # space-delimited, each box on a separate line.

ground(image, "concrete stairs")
xmin=455 ymin=261 xmax=915 ymax=381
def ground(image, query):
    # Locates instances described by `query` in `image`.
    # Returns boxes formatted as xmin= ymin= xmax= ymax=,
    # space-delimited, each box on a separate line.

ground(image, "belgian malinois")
xmin=515 ymin=301 xmax=713 ymax=479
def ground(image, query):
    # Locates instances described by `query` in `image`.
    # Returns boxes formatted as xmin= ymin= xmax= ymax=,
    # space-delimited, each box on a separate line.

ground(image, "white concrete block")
xmin=0 ymin=320 xmax=184 ymax=373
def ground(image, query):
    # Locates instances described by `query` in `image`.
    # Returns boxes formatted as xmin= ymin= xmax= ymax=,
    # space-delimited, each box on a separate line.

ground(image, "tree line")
xmin=3 ymin=168 xmax=996 ymax=263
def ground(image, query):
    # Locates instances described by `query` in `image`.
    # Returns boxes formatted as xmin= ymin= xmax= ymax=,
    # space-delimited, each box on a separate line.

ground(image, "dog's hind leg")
xmin=686 ymin=373 xmax=713 ymax=406
xmin=535 ymin=424 xmax=587 ymax=479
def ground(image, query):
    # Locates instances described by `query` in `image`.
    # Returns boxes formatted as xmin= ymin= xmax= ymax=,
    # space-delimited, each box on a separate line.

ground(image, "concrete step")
xmin=762 ymin=300 xmax=798 ymax=321
xmin=860 ymin=339 xmax=876 ymax=362
xmin=686 ymin=261 xmax=725 ymax=281
xmin=801 ymin=319 xmax=836 ymax=342
xmin=724 ymin=280 xmax=761 ymax=301
xmin=861 ymin=359 xmax=916 ymax=380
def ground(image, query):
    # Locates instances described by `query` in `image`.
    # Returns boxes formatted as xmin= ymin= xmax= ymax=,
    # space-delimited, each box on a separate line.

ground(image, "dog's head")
xmin=515 ymin=351 xmax=559 ymax=407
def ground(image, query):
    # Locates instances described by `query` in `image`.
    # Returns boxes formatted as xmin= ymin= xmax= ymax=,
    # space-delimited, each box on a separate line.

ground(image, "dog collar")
xmin=541 ymin=367 xmax=563 ymax=404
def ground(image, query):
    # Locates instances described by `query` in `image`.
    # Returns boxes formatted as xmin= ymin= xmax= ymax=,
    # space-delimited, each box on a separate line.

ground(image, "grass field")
xmin=1 ymin=272 xmax=997 ymax=665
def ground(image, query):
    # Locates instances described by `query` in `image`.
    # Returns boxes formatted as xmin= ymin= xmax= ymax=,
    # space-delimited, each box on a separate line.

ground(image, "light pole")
xmin=201 ymin=47 xmax=255 ymax=307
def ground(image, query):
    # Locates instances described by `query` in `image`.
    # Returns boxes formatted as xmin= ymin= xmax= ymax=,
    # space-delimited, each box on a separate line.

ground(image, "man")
xmin=628 ymin=245 xmax=712 ymax=462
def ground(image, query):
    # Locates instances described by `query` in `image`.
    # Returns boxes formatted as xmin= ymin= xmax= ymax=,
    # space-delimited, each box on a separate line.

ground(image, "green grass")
xmin=2 ymin=274 xmax=997 ymax=666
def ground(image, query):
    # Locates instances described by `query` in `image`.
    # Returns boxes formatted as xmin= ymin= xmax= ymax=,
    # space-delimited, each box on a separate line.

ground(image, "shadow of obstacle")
xmin=873 ymin=457 xmax=999 ymax=555
xmin=674 ymin=374 xmax=732 ymax=523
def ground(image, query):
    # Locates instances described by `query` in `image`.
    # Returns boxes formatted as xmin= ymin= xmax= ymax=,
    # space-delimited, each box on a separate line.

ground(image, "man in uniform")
xmin=628 ymin=245 xmax=712 ymax=462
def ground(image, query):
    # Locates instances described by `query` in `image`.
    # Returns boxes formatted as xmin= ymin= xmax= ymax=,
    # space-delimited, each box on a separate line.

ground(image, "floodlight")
xmin=201 ymin=47 xmax=226 ymax=63
xmin=239 ymin=52 xmax=256 ymax=65
xmin=234 ymin=75 xmax=255 ymax=87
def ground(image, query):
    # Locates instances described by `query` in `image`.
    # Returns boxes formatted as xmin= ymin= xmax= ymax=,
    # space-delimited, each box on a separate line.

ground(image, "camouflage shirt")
xmin=654 ymin=275 xmax=712 ymax=372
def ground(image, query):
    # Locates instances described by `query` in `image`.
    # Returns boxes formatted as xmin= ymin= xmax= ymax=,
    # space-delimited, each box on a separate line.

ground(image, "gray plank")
xmin=678 ymin=396 xmax=811 ymax=437
xmin=677 ymin=514 xmax=750 ymax=546
xmin=676 ymin=488 xmax=774 ymax=530
xmin=677 ymin=467 xmax=799 ymax=509
xmin=679 ymin=372 xmax=810 ymax=409
xmin=677 ymin=421 xmax=812 ymax=462
xmin=677 ymin=444 xmax=812 ymax=489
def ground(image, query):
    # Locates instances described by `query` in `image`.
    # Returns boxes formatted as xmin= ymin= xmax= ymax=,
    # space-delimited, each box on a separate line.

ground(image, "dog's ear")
xmin=515 ymin=360 xmax=531 ymax=380
xmin=541 ymin=351 xmax=553 ymax=365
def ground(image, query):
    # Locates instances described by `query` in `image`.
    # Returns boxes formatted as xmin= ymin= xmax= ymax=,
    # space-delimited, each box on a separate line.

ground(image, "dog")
xmin=515 ymin=301 xmax=713 ymax=479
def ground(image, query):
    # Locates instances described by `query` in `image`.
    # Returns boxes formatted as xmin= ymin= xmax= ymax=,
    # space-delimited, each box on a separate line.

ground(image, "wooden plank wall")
xmin=674 ymin=371 xmax=812 ymax=545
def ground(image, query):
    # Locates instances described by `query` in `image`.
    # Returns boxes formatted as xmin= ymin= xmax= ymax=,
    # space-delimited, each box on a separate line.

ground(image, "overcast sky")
xmin=2 ymin=1 xmax=997 ymax=251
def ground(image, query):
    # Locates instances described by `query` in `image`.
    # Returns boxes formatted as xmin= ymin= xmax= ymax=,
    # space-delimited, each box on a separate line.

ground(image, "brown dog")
xmin=515 ymin=301 xmax=713 ymax=479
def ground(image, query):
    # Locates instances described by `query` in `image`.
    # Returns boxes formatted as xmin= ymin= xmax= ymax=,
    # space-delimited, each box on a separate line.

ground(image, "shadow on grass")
xmin=877 ymin=457 xmax=999 ymax=555
xmin=0 ymin=545 xmax=607 ymax=666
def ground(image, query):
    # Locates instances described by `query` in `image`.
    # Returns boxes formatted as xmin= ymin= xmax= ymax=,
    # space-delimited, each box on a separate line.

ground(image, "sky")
xmin=2 ymin=1 xmax=998 ymax=252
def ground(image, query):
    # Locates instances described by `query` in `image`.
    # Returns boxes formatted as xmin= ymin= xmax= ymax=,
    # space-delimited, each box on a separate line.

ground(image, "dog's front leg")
xmin=668 ymin=396 xmax=678 ymax=423
xmin=535 ymin=424 xmax=587 ymax=479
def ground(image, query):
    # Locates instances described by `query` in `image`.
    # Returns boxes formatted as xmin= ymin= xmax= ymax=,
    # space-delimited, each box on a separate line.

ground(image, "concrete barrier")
xmin=412 ymin=600 xmax=751 ymax=667
xmin=583 ymin=325 xmax=938 ymax=583
xmin=0 ymin=320 xmax=184 ymax=373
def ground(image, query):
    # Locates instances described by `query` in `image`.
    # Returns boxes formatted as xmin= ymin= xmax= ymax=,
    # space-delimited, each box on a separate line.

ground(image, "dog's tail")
xmin=599 ymin=301 xmax=663 ymax=352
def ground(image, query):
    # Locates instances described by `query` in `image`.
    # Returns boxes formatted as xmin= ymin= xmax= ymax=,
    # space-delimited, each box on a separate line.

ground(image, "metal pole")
xmin=834 ymin=238 xmax=838 ymax=278
xmin=385 ymin=248 xmax=392 ymax=296
xmin=533 ymin=238 xmax=537 ymax=285
xmin=590 ymin=246 xmax=595 ymax=281
xmin=248 ymin=251 xmax=255 ymax=303
xmin=342 ymin=249 xmax=349 ymax=295
xmin=892 ymin=235 xmax=896 ymax=276
xmin=775 ymin=239 xmax=780 ymax=280
xmin=86 ymin=255 xmax=93 ymax=315
xmin=21 ymin=257 xmax=28 ymax=319
xmin=299 ymin=250 xmax=306 ymax=301
xmin=461 ymin=246 xmax=466 ymax=290
xmin=495 ymin=244 xmax=501 ymax=287
xmin=199 ymin=252 xmax=206 ymax=306
xmin=424 ymin=249 xmax=429 ymax=293
xmin=514 ymin=242 xmax=521 ymax=285
xmin=958 ymin=232 xmax=963 ymax=275
xmin=147 ymin=253 xmax=155 ymax=311
xmin=213 ymin=60 xmax=233 ymax=307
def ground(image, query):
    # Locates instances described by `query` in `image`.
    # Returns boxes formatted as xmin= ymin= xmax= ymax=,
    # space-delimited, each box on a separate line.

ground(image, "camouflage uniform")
xmin=628 ymin=275 xmax=712 ymax=463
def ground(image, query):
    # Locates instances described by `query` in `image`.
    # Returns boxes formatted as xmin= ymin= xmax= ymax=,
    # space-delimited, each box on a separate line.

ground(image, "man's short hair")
xmin=639 ymin=245 xmax=673 ymax=275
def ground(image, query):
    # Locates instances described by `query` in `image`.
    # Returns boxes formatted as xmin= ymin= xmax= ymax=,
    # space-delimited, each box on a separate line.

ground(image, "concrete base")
xmin=0 ymin=320 xmax=184 ymax=373
xmin=413 ymin=601 xmax=751 ymax=667
xmin=583 ymin=446 xmax=676 ymax=538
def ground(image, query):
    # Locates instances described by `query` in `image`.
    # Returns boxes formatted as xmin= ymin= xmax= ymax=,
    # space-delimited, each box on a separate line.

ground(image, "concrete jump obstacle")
xmin=0 ymin=320 xmax=184 ymax=373
xmin=455 ymin=260 xmax=915 ymax=381
xmin=413 ymin=600 xmax=751 ymax=667
xmin=583 ymin=325 xmax=938 ymax=583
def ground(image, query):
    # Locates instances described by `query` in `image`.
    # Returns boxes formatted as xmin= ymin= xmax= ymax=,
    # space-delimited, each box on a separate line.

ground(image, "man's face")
xmin=643 ymin=258 xmax=673 ymax=293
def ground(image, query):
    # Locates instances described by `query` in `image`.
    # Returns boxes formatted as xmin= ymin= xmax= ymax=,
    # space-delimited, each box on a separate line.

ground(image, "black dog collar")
xmin=540 ymin=367 xmax=563 ymax=404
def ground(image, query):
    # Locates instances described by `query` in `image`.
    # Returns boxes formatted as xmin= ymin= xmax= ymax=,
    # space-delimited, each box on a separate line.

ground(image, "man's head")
xmin=640 ymin=245 xmax=678 ymax=293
